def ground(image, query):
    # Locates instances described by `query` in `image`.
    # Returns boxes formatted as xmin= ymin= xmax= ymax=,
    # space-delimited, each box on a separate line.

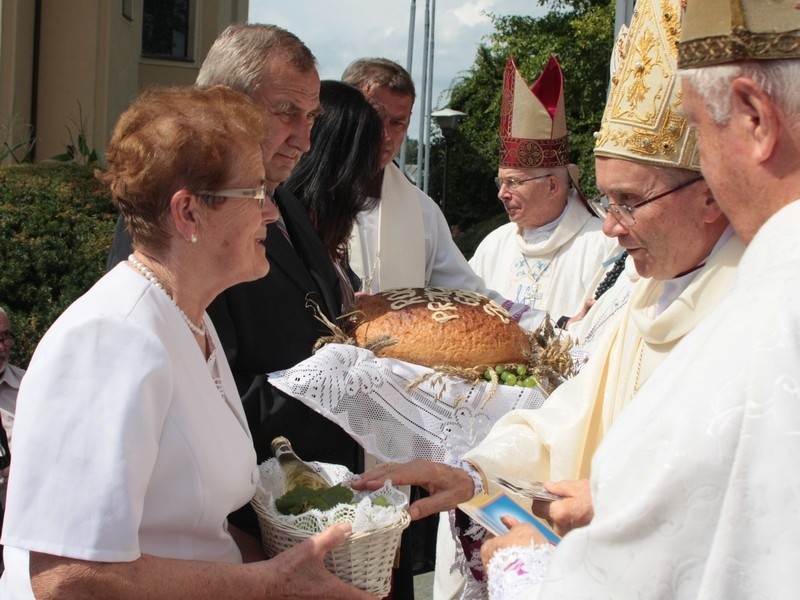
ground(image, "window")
xmin=122 ymin=0 xmax=134 ymax=21
xmin=141 ymin=0 xmax=193 ymax=61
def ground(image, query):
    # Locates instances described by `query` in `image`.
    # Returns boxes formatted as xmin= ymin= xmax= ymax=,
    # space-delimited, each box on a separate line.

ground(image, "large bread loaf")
xmin=344 ymin=287 xmax=529 ymax=368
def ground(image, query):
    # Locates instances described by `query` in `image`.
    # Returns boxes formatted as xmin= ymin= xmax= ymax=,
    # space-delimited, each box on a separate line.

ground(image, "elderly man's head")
xmin=679 ymin=60 xmax=800 ymax=243
xmin=589 ymin=0 xmax=729 ymax=280
xmin=676 ymin=0 xmax=800 ymax=244
xmin=593 ymin=158 xmax=725 ymax=279
xmin=197 ymin=24 xmax=322 ymax=186
xmin=495 ymin=166 xmax=571 ymax=229
xmin=342 ymin=58 xmax=415 ymax=168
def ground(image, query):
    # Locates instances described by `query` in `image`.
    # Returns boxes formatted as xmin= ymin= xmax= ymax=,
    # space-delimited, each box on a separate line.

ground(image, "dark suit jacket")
xmin=106 ymin=215 xmax=133 ymax=271
xmin=207 ymin=186 xmax=361 ymax=470
xmin=105 ymin=187 xmax=361 ymax=471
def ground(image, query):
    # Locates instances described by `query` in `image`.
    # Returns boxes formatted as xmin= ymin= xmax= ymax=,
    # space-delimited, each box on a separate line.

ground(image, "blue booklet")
xmin=458 ymin=491 xmax=561 ymax=545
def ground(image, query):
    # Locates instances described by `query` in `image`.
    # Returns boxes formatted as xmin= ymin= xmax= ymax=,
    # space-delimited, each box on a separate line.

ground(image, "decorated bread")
xmin=344 ymin=287 xmax=529 ymax=368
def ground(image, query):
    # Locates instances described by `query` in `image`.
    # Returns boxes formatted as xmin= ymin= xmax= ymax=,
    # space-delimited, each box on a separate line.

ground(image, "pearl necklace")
xmin=127 ymin=254 xmax=207 ymax=337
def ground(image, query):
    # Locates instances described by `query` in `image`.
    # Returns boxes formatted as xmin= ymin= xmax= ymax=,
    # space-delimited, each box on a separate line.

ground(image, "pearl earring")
xmin=190 ymin=233 xmax=198 ymax=244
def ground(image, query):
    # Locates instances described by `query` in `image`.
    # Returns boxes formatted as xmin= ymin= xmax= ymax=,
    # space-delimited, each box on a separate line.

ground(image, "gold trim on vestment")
xmin=678 ymin=29 xmax=800 ymax=68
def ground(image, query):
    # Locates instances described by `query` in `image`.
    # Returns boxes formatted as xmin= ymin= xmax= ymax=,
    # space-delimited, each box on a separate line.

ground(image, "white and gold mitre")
xmin=678 ymin=0 xmax=800 ymax=68
xmin=594 ymin=0 xmax=700 ymax=170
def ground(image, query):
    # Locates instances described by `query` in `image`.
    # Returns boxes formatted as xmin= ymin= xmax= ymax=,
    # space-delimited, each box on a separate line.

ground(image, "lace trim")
xmin=459 ymin=509 xmax=491 ymax=598
xmin=441 ymin=510 xmax=486 ymax=600
xmin=440 ymin=461 xmax=489 ymax=599
xmin=487 ymin=542 xmax=554 ymax=599
xmin=581 ymin=287 xmax=631 ymax=345
xmin=446 ymin=459 xmax=485 ymax=496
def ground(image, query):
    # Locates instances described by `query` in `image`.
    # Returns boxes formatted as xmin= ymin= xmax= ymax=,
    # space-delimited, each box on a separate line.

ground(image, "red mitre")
xmin=499 ymin=55 xmax=570 ymax=169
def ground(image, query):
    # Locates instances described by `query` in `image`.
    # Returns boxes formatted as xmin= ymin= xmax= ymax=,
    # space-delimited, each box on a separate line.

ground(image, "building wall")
xmin=139 ymin=0 xmax=249 ymax=91
xmin=37 ymin=0 xmax=106 ymax=160
xmin=0 ymin=0 xmax=249 ymax=164
xmin=0 ymin=0 xmax=37 ymax=162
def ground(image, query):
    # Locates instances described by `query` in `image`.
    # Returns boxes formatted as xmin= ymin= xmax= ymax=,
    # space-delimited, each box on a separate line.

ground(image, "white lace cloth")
xmin=486 ymin=543 xmax=554 ymax=599
xmin=268 ymin=343 xmax=549 ymax=463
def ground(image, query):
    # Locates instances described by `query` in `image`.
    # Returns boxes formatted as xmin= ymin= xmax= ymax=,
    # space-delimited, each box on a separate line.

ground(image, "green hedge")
xmin=0 ymin=162 xmax=514 ymax=365
xmin=0 ymin=163 xmax=116 ymax=367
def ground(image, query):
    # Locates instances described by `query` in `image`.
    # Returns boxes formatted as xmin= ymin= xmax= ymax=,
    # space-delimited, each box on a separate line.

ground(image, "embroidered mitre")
xmin=499 ymin=55 xmax=570 ymax=169
xmin=594 ymin=0 xmax=700 ymax=171
xmin=679 ymin=0 xmax=800 ymax=69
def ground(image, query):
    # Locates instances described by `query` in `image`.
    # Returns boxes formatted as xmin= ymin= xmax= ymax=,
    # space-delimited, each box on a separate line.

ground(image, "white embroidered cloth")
xmin=487 ymin=543 xmax=554 ymax=599
xmin=268 ymin=343 xmax=548 ymax=463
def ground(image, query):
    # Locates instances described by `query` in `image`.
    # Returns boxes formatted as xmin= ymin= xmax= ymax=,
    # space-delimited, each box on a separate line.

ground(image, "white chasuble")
xmin=464 ymin=231 xmax=744 ymax=488
xmin=530 ymin=201 xmax=800 ymax=597
xmin=468 ymin=192 xmax=619 ymax=319
xmin=349 ymin=162 xmax=425 ymax=291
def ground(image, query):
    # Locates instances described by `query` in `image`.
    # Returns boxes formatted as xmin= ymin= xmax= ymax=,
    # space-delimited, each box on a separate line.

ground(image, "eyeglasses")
xmin=197 ymin=182 xmax=276 ymax=209
xmin=0 ymin=332 xmax=14 ymax=347
xmin=494 ymin=174 xmax=552 ymax=191
xmin=589 ymin=176 xmax=704 ymax=227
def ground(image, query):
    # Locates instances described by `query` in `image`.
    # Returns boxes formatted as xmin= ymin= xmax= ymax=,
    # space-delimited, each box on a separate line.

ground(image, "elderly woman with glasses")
xmin=0 ymin=86 xmax=372 ymax=599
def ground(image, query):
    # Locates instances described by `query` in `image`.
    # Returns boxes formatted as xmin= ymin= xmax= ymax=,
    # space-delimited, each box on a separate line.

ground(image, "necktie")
xmin=275 ymin=215 xmax=293 ymax=247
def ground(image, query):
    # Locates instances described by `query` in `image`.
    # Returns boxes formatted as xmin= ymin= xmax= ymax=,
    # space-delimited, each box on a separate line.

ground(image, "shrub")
xmin=0 ymin=163 xmax=116 ymax=367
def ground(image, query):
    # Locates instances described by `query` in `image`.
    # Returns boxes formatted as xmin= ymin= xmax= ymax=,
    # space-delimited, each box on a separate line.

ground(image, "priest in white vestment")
xmin=478 ymin=1 xmax=800 ymax=596
xmin=342 ymin=59 xmax=539 ymax=590
xmin=468 ymin=56 xmax=619 ymax=323
xmin=449 ymin=2 xmax=745 ymax=594
xmin=342 ymin=58 xmax=532 ymax=321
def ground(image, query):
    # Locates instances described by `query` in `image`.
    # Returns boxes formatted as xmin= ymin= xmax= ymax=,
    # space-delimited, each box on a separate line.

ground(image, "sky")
xmin=248 ymin=0 xmax=549 ymax=137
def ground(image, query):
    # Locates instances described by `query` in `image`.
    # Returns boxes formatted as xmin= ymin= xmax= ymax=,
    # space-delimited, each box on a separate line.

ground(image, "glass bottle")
xmin=271 ymin=436 xmax=331 ymax=492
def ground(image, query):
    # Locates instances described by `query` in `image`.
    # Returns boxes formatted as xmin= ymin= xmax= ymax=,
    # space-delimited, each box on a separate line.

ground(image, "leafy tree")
xmin=536 ymin=0 xmax=610 ymax=12
xmin=425 ymin=2 xmax=615 ymax=257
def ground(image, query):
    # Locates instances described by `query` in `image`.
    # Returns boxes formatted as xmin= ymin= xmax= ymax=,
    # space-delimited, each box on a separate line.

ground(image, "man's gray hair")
xmin=342 ymin=58 xmax=416 ymax=101
xmin=681 ymin=59 xmax=800 ymax=129
xmin=196 ymin=24 xmax=316 ymax=95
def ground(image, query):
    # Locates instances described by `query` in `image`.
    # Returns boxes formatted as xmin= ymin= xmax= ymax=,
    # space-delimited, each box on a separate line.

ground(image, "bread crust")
xmin=344 ymin=287 xmax=529 ymax=368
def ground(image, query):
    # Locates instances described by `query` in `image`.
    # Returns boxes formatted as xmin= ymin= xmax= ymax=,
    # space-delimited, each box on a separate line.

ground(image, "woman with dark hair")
xmin=284 ymin=80 xmax=384 ymax=311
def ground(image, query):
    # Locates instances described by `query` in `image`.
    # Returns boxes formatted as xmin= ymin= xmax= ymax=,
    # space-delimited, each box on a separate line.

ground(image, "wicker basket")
xmin=251 ymin=461 xmax=410 ymax=597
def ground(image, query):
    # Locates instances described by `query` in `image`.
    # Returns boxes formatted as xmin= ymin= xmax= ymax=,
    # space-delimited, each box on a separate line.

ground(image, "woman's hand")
xmin=263 ymin=524 xmax=377 ymax=598
xmin=352 ymin=459 xmax=475 ymax=520
xmin=530 ymin=479 xmax=593 ymax=536
xmin=480 ymin=516 xmax=548 ymax=569
xmin=28 ymin=524 xmax=376 ymax=599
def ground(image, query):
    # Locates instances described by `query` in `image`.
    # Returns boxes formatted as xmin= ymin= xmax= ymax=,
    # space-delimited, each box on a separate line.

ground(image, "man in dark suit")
xmin=206 ymin=184 xmax=357 ymax=468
